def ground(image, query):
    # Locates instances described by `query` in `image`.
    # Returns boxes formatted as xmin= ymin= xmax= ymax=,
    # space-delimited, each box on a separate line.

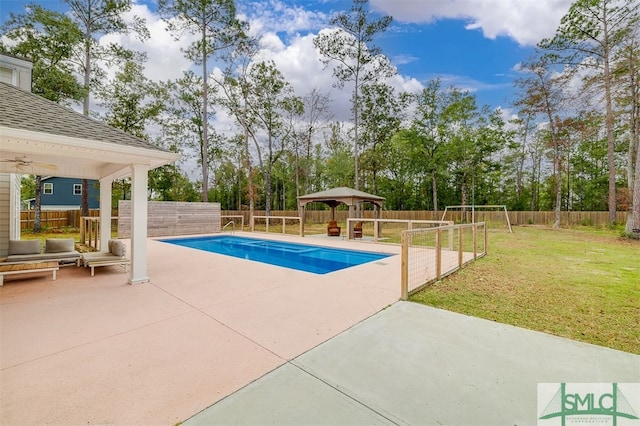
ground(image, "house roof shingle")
xmin=0 ymin=82 xmax=169 ymax=153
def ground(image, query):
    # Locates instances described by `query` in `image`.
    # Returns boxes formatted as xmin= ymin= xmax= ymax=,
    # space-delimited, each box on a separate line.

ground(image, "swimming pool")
xmin=159 ymin=235 xmax=392 ymax=274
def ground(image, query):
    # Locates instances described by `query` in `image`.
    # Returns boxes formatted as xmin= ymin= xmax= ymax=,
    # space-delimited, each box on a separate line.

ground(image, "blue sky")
xmin=1 ymin=0 xmax=574 ymax=118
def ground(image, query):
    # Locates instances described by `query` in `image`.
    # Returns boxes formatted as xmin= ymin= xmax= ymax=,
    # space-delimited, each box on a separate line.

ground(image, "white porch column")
xmin=129 ymin=164 xmax=149 ymax=284
xmin=9 ymin=174 xmax=20 ymax=240
xmin=99 ymin=177 xmax=113 ymax=252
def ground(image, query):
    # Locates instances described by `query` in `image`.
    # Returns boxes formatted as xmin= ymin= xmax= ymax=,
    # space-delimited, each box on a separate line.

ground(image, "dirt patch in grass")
xmin=410 ymin=225 xmax=640 ymax=354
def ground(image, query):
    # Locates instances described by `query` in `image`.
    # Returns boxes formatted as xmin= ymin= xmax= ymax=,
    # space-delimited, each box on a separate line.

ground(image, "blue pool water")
xmin=160 ymin=235 xmax=392 ymax=274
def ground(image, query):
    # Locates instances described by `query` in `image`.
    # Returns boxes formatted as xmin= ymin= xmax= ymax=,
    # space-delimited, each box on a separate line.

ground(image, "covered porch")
xmin=0 ymin=82 xmax=179 ymax=284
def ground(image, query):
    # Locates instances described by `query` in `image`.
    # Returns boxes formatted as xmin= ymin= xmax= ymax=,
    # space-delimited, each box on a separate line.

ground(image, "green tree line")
xmin=2 ymin=0 xmax=638 ymax=234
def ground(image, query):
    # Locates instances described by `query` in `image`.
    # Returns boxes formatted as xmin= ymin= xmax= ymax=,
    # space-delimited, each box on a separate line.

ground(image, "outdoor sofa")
xmin=6 ymin=238 xmax=81 ymax=265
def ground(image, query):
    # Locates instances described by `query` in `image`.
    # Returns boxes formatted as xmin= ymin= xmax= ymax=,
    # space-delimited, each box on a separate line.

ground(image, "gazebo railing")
xmin=345 ymin=218 xmax=453 ymax=241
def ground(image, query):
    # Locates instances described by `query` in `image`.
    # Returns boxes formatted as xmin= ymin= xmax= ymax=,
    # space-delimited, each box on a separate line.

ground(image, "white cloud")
xmin=495 ymin=106 xmax=519 ymax=125
xmin=98 ymin=2 xmax=429 ymax=125
xmin=259 ymin=32 xmax=287 ymax=52
xmin=238 ymin=0 xmax=329 ymax=38
xmin=93 ymin=0 xmax=440 ymax=157
xmin=421 ymin=73 xmax=510 ymax=96
xmin=512 ymin=62 xmax=525 ymax=73
xmin=370 ymin=0 xmax=573 ymax=46
xmin=102 ymin=2 xmax=197 ymax=82
xmin=109 ymin=1 xmax=331 ymax=85
xmin=253 ymin=31 xmax=350 ymax=120
xmin=392 ymin=54 xmax=420 ymax=66
xmin=256 ymin=30 xmax=425 ymax=123
xmin=265 ymin=32 xmax=333 ymax=90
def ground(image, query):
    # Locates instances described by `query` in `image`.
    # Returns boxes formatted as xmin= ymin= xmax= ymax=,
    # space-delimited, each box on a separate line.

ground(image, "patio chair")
xmin=81 ymin=239 xmax=130 ymax=277
xmin=353 ymin=221 xmax=363 ymax=239
xmin=327 ymin=220 xmax=341 ymax=236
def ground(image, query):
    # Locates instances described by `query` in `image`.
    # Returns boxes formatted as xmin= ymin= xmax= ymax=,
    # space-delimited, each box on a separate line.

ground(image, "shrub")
xmin=579 ymin=218 xmax=594 ymax=226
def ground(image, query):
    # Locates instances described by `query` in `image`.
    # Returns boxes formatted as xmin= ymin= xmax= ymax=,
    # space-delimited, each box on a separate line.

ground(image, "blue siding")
xmin=40 ymin=177 xmax=100 ymax=208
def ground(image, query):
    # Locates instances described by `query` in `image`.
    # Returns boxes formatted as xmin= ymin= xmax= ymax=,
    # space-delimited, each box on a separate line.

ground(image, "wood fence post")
xmin=401 ymin=231 xmax=409 ymax=301
xmin=473 ymin=223 xmax=478 ymax=260
xmin=458 ymin=227 xmax=463 ymax=268
xmin=436 ymin=228 xmax=442 ymax=280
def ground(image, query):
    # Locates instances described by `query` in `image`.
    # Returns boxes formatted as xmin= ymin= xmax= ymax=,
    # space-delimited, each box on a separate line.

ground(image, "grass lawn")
xmin=410 ymin=225 xmax=640 ymax=354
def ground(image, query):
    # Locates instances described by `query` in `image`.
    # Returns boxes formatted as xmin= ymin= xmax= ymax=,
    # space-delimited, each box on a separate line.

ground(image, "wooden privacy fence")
xmin=20 ymin=209 xmax=102 ymax=230
xmin=20 ymin=209 xmax=629 ymax=231
xmin=117 ymin=201 xmax=221 ymax=238
xmin=223 ymin=210 xmax=629 ymax=227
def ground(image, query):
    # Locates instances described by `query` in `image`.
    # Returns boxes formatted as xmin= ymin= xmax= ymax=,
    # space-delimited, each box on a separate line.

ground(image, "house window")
xmin=73 ymin=184 xmax=82 ymax=195
xmin=43 ymin=183 xmax=53 ymax=195
xmin=0 ymin=66 xmax=13 ymax=85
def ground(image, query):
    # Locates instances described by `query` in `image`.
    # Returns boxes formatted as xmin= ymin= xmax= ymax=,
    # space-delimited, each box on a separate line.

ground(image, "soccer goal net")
xmin=441 ymin=205 xmax=513 ymax=233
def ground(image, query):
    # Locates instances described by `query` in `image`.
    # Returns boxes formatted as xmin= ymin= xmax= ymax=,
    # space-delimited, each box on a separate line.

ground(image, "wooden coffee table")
xmin=0 ymin=261 xmax=59 ymax=286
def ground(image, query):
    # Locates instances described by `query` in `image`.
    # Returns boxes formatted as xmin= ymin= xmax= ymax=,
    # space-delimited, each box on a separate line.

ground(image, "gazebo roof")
xmin=297 ymin=187 xmax=384 ymax=207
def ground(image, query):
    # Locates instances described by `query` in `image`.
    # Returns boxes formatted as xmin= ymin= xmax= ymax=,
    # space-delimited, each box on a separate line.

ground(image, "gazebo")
xmin=297 ymin=187 xmax=384 ymax=237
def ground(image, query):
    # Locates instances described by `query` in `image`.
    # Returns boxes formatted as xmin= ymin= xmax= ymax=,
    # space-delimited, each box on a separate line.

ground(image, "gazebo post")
xmin=348 ymin=204 xmax=355 ymax=239
xmin=299 ymin=204 xmax=306 ymax=237
xmin=376 ymin=203 xmax=383 ymax=236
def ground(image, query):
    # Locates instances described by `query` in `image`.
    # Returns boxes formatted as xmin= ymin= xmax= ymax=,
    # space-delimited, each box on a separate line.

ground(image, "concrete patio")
xmin=0 ymin=232 xmax=401 ymax=425
xmin=2 ymin=232 xmax=638 ymax=425
xmin=186 ymin=302 xmax=640 ymax=425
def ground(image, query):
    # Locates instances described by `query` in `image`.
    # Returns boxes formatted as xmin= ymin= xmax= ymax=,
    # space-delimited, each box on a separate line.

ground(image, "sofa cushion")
xmin=7 ymin=252 xmax=80 ymax=263
xmin=45 ymin=238 xmax=75 ymax=253
xmin=108 ymin=240 xmax=126 ymax=257
xmin=83 ymin=252 xmax=121 ymax=262
xmin=8 ymin=239 xmax=41 ymax=255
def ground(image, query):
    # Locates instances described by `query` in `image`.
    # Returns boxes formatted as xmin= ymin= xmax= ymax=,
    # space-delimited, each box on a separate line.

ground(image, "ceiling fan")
xmin=0 ymin=155 xmax=58 ymax=171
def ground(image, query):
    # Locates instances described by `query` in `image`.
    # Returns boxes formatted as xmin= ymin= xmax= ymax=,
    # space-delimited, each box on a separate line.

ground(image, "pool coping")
xmin=157 ymin=233 xmax=395 ymax=275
